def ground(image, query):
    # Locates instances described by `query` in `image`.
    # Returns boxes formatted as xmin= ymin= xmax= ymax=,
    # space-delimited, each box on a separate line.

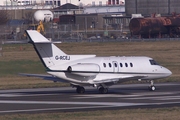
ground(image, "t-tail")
xmin=25 ymin=30 xmax=95 ymax=70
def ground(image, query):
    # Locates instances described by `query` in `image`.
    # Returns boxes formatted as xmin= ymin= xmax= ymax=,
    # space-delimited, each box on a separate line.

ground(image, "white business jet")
xmin=22 ymin=30 xmax=172 ymax=94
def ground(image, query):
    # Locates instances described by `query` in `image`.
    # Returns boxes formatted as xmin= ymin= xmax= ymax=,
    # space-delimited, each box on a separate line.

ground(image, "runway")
xmin=0 ymin=82 xmax=180 ymax=114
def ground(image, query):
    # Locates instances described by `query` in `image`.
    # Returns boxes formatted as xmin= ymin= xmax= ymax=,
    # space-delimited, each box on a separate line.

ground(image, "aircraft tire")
xmin=149 ymin=85 xmax=156 ymax=91
xmin=76 ymin=86 xmax=85 ymax=94
xmin=103 ymin=88 xmax=108 ymax=94
xmin=99 ymin=87 xmax=108 ymax=94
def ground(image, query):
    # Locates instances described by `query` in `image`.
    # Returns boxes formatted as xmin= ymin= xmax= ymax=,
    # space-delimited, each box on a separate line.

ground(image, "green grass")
xmin=0 ymin=60 xmax=44 ymax=77
xmin=0 ymin=107 xmax=180 ymax=120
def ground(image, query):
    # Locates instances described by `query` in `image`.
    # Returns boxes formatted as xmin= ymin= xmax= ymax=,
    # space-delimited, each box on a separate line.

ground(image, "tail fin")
xmin=26 ymin=30 xmax=96 ymax=70
xmin=26 ymin=30 xmax=67 ymax=68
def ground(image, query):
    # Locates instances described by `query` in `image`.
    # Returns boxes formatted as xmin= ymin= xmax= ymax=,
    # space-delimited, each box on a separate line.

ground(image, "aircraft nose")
xmin=165 ymin=68 xmax=172 ymax=76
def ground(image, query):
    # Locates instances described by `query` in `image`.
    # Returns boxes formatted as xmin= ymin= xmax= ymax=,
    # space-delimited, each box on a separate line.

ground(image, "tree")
xmin=0 ymin=10 xmax=9 ymax=25
xmin=24 ymin=11 xmax=33 ymax=22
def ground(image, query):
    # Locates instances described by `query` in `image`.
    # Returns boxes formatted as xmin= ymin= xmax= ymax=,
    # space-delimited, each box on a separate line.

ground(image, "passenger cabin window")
xmin=120 ymin=63 xmax=123 ymax=67
xmin=149 ymin=59 xmax=159 ymax=65
xmin=114 ymin=63 xmax=117 ymax=67
xmin=130 ymin=63 xmax=133 ymax=67
xmin=103 ymin=63 xmax=106 ymax=68
xmin=109 ymin=63 xmax=112 ymax=67
xmin=125 ymin=63 xmax=128 ymax=67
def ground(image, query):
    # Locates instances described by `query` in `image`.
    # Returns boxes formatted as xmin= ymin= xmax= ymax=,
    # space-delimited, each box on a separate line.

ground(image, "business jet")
xmin=22 ymin=30 xmax=172 ymax=94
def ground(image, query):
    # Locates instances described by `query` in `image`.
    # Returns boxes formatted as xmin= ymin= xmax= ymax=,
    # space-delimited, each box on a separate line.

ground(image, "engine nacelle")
xmin=67 ymin=63 xmax=100 ymax=76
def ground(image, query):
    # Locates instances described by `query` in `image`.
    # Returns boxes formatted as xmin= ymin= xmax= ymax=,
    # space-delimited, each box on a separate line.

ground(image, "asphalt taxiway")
xmin=0 ymin=82 xmax=180 ymax=114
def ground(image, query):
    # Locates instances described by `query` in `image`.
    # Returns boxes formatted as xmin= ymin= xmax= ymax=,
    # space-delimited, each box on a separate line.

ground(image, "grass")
xmin=0 ymin=107 xmax=180 ymax=120
xmin=0 ymin=60 xmax=44 ymax=76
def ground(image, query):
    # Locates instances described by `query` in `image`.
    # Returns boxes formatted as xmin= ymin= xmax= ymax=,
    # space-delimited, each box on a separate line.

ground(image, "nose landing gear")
xmin=149 ymin=80 xmax=156 ymax=91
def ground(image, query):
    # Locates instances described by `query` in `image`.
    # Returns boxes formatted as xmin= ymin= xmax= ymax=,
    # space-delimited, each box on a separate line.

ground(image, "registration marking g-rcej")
xmin=55 ymin=56 xmax=70 ymax=60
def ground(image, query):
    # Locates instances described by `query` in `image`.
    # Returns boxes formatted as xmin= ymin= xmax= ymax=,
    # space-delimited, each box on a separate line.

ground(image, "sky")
xmin=61 ymin=0 xmax=125 ymax=6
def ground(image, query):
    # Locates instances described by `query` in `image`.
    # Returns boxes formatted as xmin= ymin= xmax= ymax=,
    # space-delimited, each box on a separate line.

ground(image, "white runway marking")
xmin=73 ymin=91 xmax=180 ymax=99
xmin=0 ymin=100 xmax=179 ymax=114
xmin=126 ymin=96 xmax=180 ymax=100
xmin=0 ymin=100 xmax=142 ymax=106
xmin=134 ymin=91 xmax=180 ymax=96
xmin=0 ymin=93 xmax=61 ymax=97
xmin=0 ymin=106 xmax=114 ymax=114
xmin=73 ymin=94 xmax=142 ymax=99
xmin=0 ymin=100 xmax=145 ymax=113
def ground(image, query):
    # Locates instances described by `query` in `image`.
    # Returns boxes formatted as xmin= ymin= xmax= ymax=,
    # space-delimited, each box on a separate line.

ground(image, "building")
xmin=53 ymin=3 xmax=83 ymax=18
xmin=83 ymin=4 xmax=125 ymax=14
xmin=0 ymin=0 xmax=61 ymax=7
xmin=125 ymin=0 xmax=180 ymax=16
xmin=53 ymin=3 xmax=128 ymax=36
xmin=61 ymin=0 xmax=124 ymax=6
xmin=0 ymin=0 xmax=124 ymax=6
xmin=75 ymin=13 xmax=129 ymax=30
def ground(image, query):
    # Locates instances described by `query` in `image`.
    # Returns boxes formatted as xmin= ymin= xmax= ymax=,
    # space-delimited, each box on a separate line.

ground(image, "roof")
xmin=7 ymin=19 xmax=30 ymax=26
xmin=54 ymin=3 xmax=81 ymax=10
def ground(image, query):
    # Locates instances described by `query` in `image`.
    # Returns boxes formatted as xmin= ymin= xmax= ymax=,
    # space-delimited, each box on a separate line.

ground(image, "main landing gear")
xmin=149 ymin=80 xmax=156 ymax=91
xmin=75 ymin=85 xmax=109 ymax=94
xmin=76 ymin=86 xmax=85 ymax=94
xmin=98 ymin=86 xmax=108 ymax=94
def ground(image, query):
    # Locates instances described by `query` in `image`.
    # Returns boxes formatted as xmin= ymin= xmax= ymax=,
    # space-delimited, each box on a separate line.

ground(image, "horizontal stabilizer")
xmin=26 ymin=30 xmax=51 ymax=43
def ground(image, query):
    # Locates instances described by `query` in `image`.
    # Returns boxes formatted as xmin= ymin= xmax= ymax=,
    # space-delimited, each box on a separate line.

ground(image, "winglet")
xmin=25 ymin=30 xmax=51 ymax=43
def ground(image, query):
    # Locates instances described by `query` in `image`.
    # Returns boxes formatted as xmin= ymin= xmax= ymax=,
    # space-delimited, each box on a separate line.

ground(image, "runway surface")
xmin=0 ymin=82 xmax=180 ymax=114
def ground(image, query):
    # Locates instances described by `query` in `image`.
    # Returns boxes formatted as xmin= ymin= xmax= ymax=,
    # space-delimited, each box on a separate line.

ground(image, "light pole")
xmin=10 ymin=0 xmax=18 ymax=19
xmin=6 ymin=0 xmax=7 ymax=11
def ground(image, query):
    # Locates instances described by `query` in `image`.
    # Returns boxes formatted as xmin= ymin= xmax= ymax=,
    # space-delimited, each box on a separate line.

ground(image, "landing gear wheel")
xmin=99 ymin=87 xmax=108 ymax=94
xmin=149 ymin=85 xmax=156 ymax=91
xmin=76 ymin=86 xmax=85 ymax=94
xmin=148 ymin=80 xmax=156 ymax=91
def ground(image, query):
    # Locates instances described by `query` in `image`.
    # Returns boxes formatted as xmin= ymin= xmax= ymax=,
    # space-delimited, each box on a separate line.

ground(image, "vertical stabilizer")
xmin=26 ymin=30 xmax=67 ymax=68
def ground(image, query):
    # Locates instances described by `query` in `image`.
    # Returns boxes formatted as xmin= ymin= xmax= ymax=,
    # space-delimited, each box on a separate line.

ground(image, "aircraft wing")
xmin=19 ymin=73 xmax=68 ymax=83
xmin=20 ymin=73 xmax=147 ymax=86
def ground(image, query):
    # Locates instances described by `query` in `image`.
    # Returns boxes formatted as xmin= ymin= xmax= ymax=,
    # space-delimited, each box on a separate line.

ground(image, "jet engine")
xmin=67 ymin=63 xmax=100 ymax=76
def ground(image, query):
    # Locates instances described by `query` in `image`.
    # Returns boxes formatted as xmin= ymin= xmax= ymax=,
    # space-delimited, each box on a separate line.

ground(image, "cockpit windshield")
xmin=149 ymin=59 xmax=159 ymax=65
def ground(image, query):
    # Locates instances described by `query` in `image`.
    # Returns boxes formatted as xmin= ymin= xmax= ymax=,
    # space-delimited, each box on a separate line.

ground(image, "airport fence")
xmin=0 ymin=23 xmax=127 ymax=41
xmin=0 ymin=24 xmax=180 ymax=43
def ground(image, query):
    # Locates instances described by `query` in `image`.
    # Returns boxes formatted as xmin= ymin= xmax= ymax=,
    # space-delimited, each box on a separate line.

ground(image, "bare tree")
xmin=0 ymin=10 xmax=9 ymax=25
xmin=24 ymin=11 xmax=33 ymax=22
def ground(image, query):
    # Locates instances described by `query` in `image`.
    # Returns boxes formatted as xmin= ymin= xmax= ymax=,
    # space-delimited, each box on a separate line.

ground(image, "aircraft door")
xmin=113 ymin=61 xmax=119 ymax=73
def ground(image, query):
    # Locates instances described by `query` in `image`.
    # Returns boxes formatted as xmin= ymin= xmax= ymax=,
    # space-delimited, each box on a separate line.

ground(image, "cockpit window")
xmin=149 ymin=59 xmax=159 ymax=65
